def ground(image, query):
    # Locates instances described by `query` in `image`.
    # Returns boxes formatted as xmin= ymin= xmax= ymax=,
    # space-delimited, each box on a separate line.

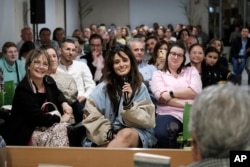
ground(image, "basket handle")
xmin=41 ymin=102 xmax=58 ymax=111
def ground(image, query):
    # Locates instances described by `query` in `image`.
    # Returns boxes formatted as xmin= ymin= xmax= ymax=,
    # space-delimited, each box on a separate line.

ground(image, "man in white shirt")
xmin=58 ymin=39 xmax=96 ymax=109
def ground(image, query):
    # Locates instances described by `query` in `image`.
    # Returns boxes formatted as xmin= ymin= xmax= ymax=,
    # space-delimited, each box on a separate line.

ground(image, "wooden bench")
xmin=6 ymin=146 xmax=193 ymax=167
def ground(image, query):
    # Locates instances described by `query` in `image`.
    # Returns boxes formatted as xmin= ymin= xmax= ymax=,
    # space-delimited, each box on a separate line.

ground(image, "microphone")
xmin=122 ymin=76 xmax=129 ymax=105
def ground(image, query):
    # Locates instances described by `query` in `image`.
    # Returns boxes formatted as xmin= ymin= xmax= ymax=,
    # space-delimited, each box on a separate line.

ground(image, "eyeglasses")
xmin=32 ymin=61 xmax=49 ymax=68
xmin=169 ymin=52 xmax=184 ymax=58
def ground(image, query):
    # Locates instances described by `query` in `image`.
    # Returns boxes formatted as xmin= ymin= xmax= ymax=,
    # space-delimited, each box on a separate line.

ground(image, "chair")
xmin=3 ymin=80 xmax=15 ymax=105
xmin=0 ymin=92 xmax=4 ymax=107
xmin=177 ymin=103 xmax=192 ymax=148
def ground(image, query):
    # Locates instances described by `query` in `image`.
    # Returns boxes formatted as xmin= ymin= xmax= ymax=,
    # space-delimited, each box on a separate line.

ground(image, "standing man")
xmin=16 ymin=27 xmax=33 ymax=51
xmin=58 ymin=39 xmax=96 ymax=115
xmin=230 ymin=26 xmax=250 ymax=84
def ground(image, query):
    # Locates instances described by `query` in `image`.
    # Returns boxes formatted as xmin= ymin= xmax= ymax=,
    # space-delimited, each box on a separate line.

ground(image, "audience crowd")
xmin=0 ymin=21 xmax=249 ymax=151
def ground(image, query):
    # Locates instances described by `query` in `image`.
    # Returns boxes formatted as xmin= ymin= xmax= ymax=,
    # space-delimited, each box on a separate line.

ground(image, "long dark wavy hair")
xmin=102 ymin=46 xmax=143 ymax=111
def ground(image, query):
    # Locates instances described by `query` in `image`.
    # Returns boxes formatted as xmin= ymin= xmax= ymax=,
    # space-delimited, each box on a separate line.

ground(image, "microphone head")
xmin=121 ymin=76 xmax=128 ymax=84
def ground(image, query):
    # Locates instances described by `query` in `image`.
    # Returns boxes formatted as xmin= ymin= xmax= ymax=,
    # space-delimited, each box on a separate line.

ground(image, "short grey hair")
xmin=189 ymin=83 xmax=250 ymax=158
xmin=127 ymin=38 xmax=145 ymax=49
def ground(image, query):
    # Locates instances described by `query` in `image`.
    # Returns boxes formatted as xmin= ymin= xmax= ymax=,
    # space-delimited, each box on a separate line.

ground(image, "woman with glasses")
xmin=3 ymin=49 xmax=73 ymax=146
xmin=82 ymin=46 xmax=157 ymax=148
xmin=151 ymin=43 xmax=202 ymax=148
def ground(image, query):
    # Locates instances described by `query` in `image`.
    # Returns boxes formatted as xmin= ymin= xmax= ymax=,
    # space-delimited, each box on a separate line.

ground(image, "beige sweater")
xmin=50 ymin=70 xmax=78 ymax=104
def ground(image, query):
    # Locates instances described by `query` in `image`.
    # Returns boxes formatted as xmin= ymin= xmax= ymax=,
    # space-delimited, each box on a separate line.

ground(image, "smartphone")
xmin=158 ymin=49 xmax=167 ymax=59
xmin=110 ymin=25 xmax=115 ymax=33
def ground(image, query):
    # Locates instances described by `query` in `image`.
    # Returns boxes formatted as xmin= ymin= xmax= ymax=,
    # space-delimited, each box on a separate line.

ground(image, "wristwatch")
xmin=169 ymin=91 xmax=175 ymax=98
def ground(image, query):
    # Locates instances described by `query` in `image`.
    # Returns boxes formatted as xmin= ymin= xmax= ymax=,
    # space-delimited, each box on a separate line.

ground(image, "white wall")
xmin=75 ymin=0 xmax=188 ymax=30
xmin=0 ymin=0 xmax=192 ymax=50
xmin=0 ymin=0 xmax=65 ymax=48
xmin=0 ymin=0 xmax=17 ymax=49
xmin=129 ymin=0 xmax=189 ymax=29
xmin=76 ymin=0 xmax=129 ymax=29
xmin=65 ymin=0 xmax=80 ymax=37
xmin=36 ymin=0 xmax=65 ymax=40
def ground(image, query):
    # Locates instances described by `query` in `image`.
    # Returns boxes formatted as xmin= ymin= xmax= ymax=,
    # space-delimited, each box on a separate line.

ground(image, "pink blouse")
xmin=151 ymin=66 xmax=202 ymax=122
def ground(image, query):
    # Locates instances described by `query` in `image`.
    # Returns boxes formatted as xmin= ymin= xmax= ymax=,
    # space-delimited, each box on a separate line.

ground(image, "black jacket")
xmin=80 ymin=51 xmax=107 ymax=79
xmin=3 ymin=75 xmax=67 ymax=145
xmin=201 ymin=61 xmax=237 ymax=88
xmin=230 ymin=36 xmax=250 ymax=61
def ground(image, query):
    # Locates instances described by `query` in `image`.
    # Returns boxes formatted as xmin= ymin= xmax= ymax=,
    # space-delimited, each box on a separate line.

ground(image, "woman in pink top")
xmin=151 ymin=43 xmax=202 ymax=148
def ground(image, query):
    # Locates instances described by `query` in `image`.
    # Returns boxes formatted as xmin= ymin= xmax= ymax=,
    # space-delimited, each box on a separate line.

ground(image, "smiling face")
xmin=113 ymin=51 xmax=131 ymax=77
xmin=167 ymin=46 xmax=185 ymax=71
xmin=189 ymin=45 xmax=205 ymax=65
xmin=60 ymin=42 xmax=76 ymax=63
xmin=28 ymin=54 xmax=49 ymax=81
xmin=4 ymin=46 xmax=18 ymax=65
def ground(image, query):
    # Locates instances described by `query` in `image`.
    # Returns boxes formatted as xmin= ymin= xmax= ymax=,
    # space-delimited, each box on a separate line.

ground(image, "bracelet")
xmin=107 ymin=129 xmax=114 ymax=141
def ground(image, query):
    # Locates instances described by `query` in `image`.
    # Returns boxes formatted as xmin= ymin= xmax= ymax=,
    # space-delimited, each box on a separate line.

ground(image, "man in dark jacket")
xmin=230 ymin=26 xmax=250 ymax=85
xmin=80 ymin=34 xmax=105 ymax=84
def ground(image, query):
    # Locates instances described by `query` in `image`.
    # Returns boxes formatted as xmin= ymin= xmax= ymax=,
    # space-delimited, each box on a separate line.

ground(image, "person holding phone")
xmin=148 ymin=40 xmax=170 ymax=70
xmin=82 ymin=46 xmax=156 ymax=148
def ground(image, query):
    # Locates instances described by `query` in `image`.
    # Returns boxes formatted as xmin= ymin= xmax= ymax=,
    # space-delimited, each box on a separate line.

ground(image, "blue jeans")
xmin=154 ymin=115 xmax=182 ymax=148
xmin=231 ymin=57 xmax=246 ymax=76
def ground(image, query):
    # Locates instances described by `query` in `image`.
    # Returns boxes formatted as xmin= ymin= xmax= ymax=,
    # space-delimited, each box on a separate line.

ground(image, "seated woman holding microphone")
xmin=82 ymin=46 xmax=157 ymax=148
